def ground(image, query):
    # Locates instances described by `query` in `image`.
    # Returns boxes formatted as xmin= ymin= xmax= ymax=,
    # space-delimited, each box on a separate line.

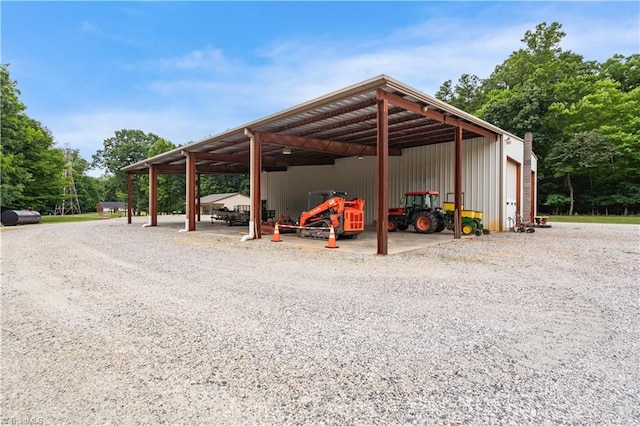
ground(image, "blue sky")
xmin=2 ymin=1 xmax=639 ymax=174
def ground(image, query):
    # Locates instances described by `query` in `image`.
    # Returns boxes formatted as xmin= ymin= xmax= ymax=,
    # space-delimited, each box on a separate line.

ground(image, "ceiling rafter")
xmin=258 ymin=131 xmax=403 ymax=157
xmin=389 ymin=123 xmax=453 ymax=142
xmin=296 ymin=106 xmax=406 ymax=139
xmin=195 ymin=152 xmax=335 ymax=167
xmin=322 ymin=112 xmax=430 ymax=145
xmin=267 ymin=98 xmax=378 ymax=134
xmin=376 ymin=90 xmax=498 ymax=140
xmin=391 ymin=129 xmax=455 ymax=147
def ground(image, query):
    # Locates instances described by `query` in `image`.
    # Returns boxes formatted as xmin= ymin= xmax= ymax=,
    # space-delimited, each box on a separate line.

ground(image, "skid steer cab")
xmin=297 ymin=190 xmax=365 ymax=239
xmin=388 ymin=191 xmax=445 ymax=234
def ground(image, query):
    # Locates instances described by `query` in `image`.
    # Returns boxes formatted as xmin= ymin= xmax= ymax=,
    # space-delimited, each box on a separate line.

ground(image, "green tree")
xmin=200 ymin=175 xmax=249 ymax=198
xmin=600 ymin=54 xmax=640 ymax=92
xmin=67 ymin=149 xmax=102 ymax=212
xmin=436 ymin=22 xmax=639 ymax=215
xmin=546 ymin=131 xmax=617 ymax=215
xmin=435 ymin=73 xmax=484 ymax=114
xmin=1 ymin=64 xmax=65 ymax=213
xmin=480 ymin=22 xmax=598 ymax=159
xmin=148 ymin=138 xmax=185 ymax=214
xmin=549 ymin=80 xmax=640 ymax=214
xmin=92 ymin=129 xmax=161 ymax=215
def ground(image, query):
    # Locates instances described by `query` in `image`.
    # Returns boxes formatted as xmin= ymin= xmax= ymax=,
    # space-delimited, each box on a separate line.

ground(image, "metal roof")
xmin=199 ymin=193 xmax=244 ymax=204
xmin=122 ymin=75 xmax=503 ymax=175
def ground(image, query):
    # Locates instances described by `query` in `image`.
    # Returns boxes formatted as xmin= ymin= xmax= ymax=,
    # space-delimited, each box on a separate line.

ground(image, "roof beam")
xmin=376 ymin=90 xmax=498 ymax=140
xmin=269 ymin=98 xmax=378 ymax=134
xmin=192 ymin=152 xmax=335 ymax=167
xmin=194 ymin=152 xmax=249 ymax=163
xmin=297 ymin=106 xmax=405 ymax=138
xmin=149 ymin=164 xmax=248 ymax=174
xmin=258 ymin=131 xmax=402 ymax=156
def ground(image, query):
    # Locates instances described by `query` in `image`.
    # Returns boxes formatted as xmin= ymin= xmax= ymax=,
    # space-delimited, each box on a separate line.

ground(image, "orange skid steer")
xmin=297 ymin=190 xmax=365 ymax=239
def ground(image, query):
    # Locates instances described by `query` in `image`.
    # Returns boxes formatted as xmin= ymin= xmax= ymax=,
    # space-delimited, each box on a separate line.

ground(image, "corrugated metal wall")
xmin=263 ymin=137 xmax=502 ymax=230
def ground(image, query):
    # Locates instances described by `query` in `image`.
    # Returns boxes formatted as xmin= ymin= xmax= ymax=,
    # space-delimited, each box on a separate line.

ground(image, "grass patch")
xmin=546 ymin=215 xmax=640 ymax=225
xmin=40 ymin=212 xmax=121 ymax=223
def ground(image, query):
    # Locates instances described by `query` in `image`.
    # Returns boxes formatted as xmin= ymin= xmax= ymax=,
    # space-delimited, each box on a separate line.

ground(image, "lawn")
xmin=545 ymin=215 xmax=640 ymax=225
xmin=40 ymin=212 xmax=122 ymax=224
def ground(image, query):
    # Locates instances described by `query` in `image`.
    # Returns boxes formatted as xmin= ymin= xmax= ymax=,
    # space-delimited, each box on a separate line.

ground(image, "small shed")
xmin=97 ymin=201 xmax=126 ymax=216
xmin=200 ymin=193 xmax=250 ymax=215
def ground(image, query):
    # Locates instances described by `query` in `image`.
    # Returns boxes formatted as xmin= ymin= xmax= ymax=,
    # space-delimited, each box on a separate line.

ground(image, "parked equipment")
xmin=388 ymin=191 xmax=443 ymax=234
xmin=210 ymin=205 xmax=250 ymax=226
xmin=297 ymin=190 xmax=365 ymax=239
xmin=509 ymin=213 xmax=535 ymax=233
xmin=441 ymin=201 xmax=485 ymax=236
xmin=1 ymin=209 xmax=41 ymax=226
xmin=388 ymin=191 xmax=487 ymax=236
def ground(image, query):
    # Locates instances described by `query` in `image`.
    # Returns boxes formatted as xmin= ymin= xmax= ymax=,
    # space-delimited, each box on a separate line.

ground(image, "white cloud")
xmin=80 ymin=21 xmax=97 ymax=32
xmin=50 ymin=107 xmax=238 ymax=175
xmin=160 ymin=47 xmax=235 ymax=72
xmin=47 ymin=6 xmax=639 ymax=175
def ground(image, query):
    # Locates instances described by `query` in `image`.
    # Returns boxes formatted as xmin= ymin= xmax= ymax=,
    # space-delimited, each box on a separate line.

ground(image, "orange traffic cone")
xmin=325 ymin=225 xmax=339 ymax=249
xmin=271 ymin=222 xmax=282 ymax=242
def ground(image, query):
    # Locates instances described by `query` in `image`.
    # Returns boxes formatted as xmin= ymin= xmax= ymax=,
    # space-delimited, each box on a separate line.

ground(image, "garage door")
xmin=505 ymin=159 xmax=519 ymax=229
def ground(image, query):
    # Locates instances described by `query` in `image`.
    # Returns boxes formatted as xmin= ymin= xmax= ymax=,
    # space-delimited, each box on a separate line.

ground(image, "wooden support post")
xmin=454 ymin=126 xmax=463 ymax=239
xmin=149 ymin=165 xmax=158 ymax=226
xmin=196 ymin=173 xmax=201 ymax=222
xmin=376 ymin=92 xmax=389 ymax=255
xmin=249 ymin=131 xmax=262 ymax=239
xmin=186 ymin=152 xmax=196 ymax=231
xmin=127 ymin=173 xmax=132 ymax=224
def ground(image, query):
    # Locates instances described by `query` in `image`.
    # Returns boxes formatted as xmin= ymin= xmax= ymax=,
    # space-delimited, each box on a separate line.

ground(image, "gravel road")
xmin=1 ymin=218 xmax=639 ymax=425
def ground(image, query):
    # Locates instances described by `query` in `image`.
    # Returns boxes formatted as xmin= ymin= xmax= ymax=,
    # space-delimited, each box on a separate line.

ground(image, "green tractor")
xmin=388 ymin=191 xmax=446 ymax=234
xmin=388 ymin=190 xmax=486 ymax=236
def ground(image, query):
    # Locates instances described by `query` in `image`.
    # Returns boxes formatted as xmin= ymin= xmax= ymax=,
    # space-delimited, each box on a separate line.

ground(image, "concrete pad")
xmin=146 ymin=216 xmax=467 ymax=255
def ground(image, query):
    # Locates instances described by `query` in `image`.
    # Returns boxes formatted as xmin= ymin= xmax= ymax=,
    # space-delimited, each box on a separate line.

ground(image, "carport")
xmin=122 ymin=75 xmax=503 ymax=255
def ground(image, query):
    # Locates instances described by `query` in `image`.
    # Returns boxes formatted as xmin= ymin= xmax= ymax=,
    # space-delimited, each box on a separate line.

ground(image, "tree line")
xmin=436 ymin=22 xmax=639 ymax=215
xmin=2 ymin=22 xmax=638 ymax=216
xmin=1 ymin=65 xmax=247 ymax=215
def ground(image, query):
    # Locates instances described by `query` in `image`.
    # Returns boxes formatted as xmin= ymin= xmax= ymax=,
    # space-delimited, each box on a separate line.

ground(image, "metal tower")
xmin=55 ymin=146 xmax=82 ymax=215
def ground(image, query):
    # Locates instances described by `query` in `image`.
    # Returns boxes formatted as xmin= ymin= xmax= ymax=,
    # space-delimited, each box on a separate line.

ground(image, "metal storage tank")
xmin=1 ymin=210 xmax=42 ymax=226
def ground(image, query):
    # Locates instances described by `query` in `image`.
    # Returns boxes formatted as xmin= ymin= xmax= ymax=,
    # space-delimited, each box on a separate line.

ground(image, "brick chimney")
xmin=523 ymin=132 xmax=533 ymax=222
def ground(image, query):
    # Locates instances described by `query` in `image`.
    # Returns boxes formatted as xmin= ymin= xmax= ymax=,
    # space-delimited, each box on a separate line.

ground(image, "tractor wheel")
xmin=473 ymin=219 xmax=483 ymax=235
xmin=388 ymin=217 xmax=399 ymax=232
xmin=413 ymin=212 xmax=437 ymax=234
xmin=462 ymin=222 xmax=475 ymax=235
xmin=434 ymin=212 xmax=446 ymax=232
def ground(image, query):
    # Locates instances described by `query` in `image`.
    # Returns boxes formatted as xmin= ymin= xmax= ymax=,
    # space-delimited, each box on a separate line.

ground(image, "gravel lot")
xmin=1 ymin=217 xmax=639 ymax=425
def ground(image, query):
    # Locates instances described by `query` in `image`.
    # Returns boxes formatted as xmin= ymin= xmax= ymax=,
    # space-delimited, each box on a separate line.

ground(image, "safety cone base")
xmin=325 ymin=226 xmax=339 ymax=249
xmin=271 ymin=223 xmax=282 ymax=242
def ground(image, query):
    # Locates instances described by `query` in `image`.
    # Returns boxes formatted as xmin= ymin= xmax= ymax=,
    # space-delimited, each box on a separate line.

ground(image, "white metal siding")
xmin=263 ymin=137 xmax=503 ymax=231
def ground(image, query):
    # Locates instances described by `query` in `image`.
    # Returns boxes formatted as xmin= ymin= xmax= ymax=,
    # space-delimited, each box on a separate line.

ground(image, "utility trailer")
xmin=211 ymin=205 xmax=250 ymax=226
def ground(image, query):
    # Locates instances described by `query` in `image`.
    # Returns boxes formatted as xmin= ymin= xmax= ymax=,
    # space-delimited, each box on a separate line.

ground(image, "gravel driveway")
xmin=1 ymin=218 xmax=638 ymax=424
